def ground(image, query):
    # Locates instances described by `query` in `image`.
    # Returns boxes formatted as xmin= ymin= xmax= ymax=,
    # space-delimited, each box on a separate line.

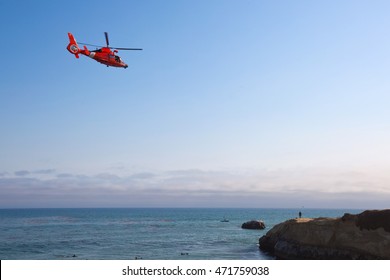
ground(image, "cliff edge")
xmin=259 ymin=209 xmax=390 ymax=259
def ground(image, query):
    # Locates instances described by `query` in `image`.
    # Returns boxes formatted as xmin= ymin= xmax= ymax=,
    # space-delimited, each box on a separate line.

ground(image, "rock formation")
xmin=259 ymin=209 xmax=390 ymax=259
xmin=241 ymin=220 xmax=265 ymax=230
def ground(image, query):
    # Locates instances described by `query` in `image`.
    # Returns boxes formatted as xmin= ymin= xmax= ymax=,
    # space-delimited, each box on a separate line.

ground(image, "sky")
xmin=1 ymin=0 xmax=390 ymax=208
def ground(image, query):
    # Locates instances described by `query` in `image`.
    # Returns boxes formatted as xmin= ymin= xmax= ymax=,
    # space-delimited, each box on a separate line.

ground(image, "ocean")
xmin=0 ymin=208 xmax=362 ymax=260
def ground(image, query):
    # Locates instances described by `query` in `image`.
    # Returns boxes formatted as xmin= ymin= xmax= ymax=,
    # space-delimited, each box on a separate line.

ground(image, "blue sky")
xmin=1 ymin=0 xmax=390 ymax=208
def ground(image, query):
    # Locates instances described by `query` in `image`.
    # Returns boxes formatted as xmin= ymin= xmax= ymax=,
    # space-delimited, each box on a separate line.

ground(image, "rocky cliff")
xmin=259 ymin=209 xmax=390 ymax=259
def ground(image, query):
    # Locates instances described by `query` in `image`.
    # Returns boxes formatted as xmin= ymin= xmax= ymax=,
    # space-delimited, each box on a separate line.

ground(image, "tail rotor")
xmin=66 ymin=33 xmax=81 ymax=58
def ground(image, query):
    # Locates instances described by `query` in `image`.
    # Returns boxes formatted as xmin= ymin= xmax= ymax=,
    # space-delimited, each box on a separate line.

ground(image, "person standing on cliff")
xmin=299 ymin=211 xmax=302 ymax=218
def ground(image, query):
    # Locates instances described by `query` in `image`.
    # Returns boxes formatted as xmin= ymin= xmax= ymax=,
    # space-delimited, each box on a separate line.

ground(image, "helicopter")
xmin=66 ymin=32 xmax=142 ymax=68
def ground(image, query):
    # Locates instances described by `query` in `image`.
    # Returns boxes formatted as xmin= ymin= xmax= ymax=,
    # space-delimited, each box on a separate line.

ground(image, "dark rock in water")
xmin=259 ymin=209 xmax=390 ymax=259
xmin=241 ymin=220 xmax=265 ymax=230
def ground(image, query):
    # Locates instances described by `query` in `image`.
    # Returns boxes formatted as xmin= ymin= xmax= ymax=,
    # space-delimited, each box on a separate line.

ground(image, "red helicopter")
xmin=66 ymin=32 xmax=142 ymax=68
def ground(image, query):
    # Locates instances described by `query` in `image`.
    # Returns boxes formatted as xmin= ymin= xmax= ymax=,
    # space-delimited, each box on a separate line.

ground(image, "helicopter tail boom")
xmin=66 ymin=33 xmax=81 ymax=58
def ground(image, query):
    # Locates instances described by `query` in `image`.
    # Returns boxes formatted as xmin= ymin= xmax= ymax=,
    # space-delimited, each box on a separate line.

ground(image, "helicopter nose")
xmin=124 ymin=64 xmax=128 ymax=69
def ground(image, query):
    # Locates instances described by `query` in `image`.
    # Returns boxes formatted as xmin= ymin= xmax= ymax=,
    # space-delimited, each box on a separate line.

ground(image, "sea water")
xmin=0 ymin=208 xmax=362 ymax=260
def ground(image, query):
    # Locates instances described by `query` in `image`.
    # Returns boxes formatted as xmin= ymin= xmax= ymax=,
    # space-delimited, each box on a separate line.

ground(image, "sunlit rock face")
xmin=259 ymin=210 xmax=390 ymax=259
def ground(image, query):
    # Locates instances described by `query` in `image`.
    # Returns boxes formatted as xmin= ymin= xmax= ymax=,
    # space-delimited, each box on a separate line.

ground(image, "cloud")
xmin=11 ymin=169 xmax=56 ymax=177
xmin=14 ymin=170 xmax=30 ymax=176
xmin=33 ymin=169 xmax=56 ymax=175
xmin=129 ymin=172 xmax=156 ymax=180
xmin=0 ymin=167 xmax=389 ymax=208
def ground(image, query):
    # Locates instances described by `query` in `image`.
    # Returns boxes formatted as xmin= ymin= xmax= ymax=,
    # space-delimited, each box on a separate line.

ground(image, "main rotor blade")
xmin=79 ymin=42 xmax=142 ymax=50
xmin=113 ymin=47 xmax=143 ymax=51
xmin=104 ymin=32 xmax=109 ymax=47
xmin=79 ymin=42 xmax=104 ymax=48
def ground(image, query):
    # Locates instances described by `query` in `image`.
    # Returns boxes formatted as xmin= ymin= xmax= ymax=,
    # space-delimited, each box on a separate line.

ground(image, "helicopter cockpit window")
xmin=115 ymin=56 xmax=120 ymax=62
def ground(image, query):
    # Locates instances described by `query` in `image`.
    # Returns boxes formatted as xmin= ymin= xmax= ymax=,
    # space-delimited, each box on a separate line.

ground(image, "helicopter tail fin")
xmin=66 ymin=33 xmax=81 ymax=58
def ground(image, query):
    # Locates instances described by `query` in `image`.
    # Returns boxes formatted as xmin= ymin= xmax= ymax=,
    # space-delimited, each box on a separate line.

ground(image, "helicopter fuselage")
xmin=81 ymin=47 xmax=128 ymax=68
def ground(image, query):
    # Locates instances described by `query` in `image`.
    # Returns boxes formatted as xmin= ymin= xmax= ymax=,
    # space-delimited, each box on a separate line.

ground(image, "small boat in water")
xmin=220 ymin=217 xmax=229 ymax=222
